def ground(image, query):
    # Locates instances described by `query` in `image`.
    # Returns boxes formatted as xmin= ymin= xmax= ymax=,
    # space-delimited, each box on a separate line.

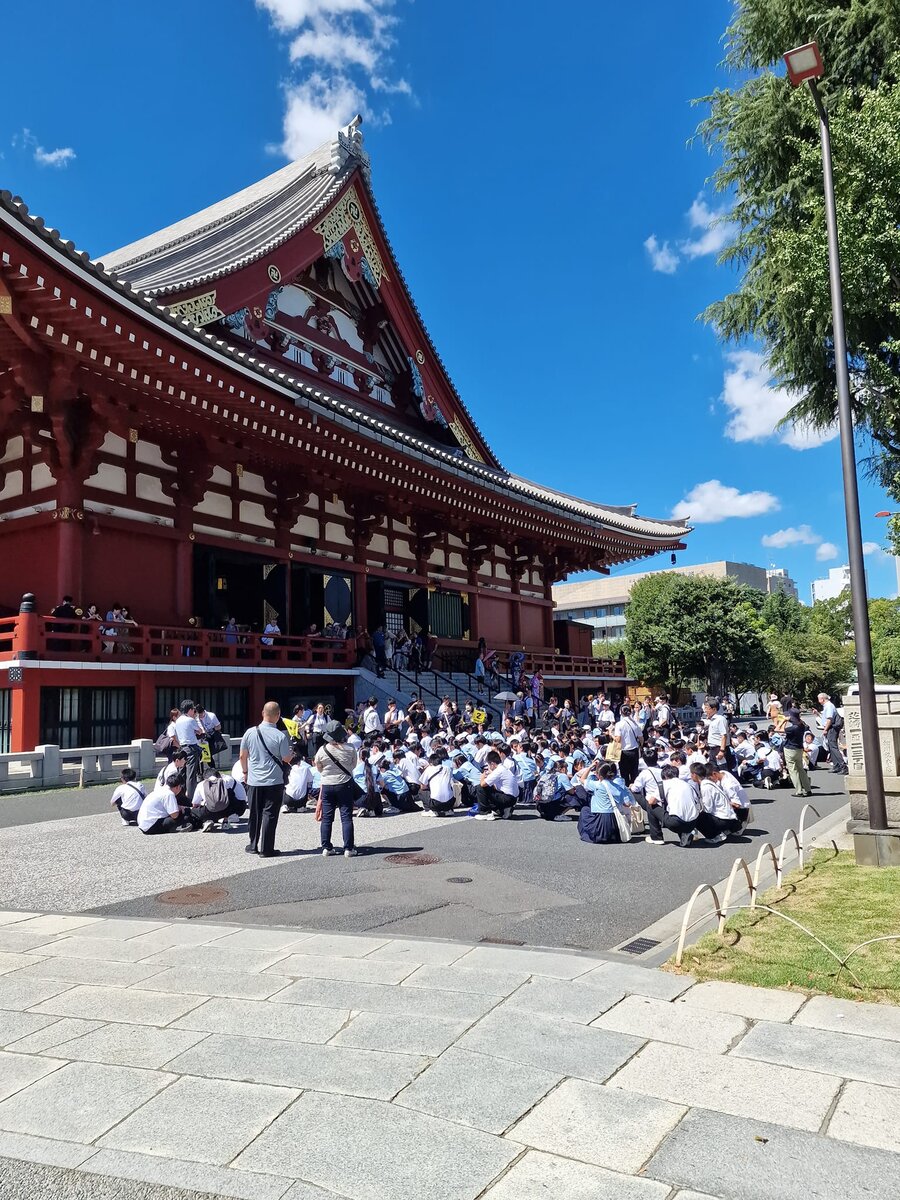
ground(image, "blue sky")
xmin=3 ymin=0 xmax=896 ymax=601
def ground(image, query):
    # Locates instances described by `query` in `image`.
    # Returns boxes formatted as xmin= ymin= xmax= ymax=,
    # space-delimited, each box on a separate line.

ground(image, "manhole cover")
xmin=385 ymin=853 xmax=441 ymax=866
xmin=157 ymin=885 xmax=229 ymax=906
xmin=446 ymin=876 xmax=473 ymax=884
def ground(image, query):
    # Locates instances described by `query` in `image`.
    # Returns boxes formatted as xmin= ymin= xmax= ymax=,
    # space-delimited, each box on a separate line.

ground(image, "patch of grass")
xmin=669 ymin=849 xmax=900 ymax=1004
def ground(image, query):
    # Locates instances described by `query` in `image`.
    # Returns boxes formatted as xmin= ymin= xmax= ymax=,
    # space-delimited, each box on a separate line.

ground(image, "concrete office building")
xmin=811 ymin=565 xmax=853 ymax=604
xmin=552 ymin=560 xmax=799 ymax=643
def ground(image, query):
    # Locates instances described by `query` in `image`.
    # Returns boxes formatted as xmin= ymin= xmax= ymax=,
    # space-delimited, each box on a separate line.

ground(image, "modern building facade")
xmin=0 ymin=121 xmax=689 ymax=751
xmin=552 ymin=560 xmax=799 ymax=642
xmin=811 ymin=565 xmax=853 ymax=604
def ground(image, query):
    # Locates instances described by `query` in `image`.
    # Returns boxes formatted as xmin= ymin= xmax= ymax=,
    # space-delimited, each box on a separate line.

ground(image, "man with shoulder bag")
xmin=239 ymin=701 xmax=292 ymax=857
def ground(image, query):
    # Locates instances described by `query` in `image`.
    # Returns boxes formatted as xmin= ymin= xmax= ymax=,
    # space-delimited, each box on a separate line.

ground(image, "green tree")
xmin=760 ymin=589 xmax=810 ymax=634
xmin=625 ymin=573 xmax=772 ymax=695
xmin=809 ymin=589 xmax=853 ymax=641
xmin=764 ymin=629 xmax=855 ymax=702
xmin=696 ymin=2 xmax=900 ymax=486
xmin=874 ymin=635 xmax=900 ymax=682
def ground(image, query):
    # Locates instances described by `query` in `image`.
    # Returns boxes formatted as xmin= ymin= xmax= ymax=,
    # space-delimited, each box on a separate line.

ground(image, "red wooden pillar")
xmin=10 ymin=674 xmax=41 ymax=752
xmin=467 ymin=587 xmax=480 ymax=646
xmin=174 ymin=536 xmax=193 ymax=623
xmin=135 ymin=672 xmax=157 ymax=741
xmin=55 ymin=476 xmax=85 ymax=602
xmin=352 ymin=563 xmax=368 ymax=634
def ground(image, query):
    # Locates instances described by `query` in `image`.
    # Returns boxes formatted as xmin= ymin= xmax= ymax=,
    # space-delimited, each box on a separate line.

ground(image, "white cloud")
xmin=863 ymin=541 xmax=890 ymax=561
xmin=12 ymin=128 xmax=75 ymax=168
xmin=281 ymin=74 xmax=367 ymax=157
xmin=679 ymin=194 xmax=736 ymax=260
xmin=762 ymin=525 xmax=820 ymax=549
xmin=257 ymin=0 xmax=410 ymax=156
xmin=721 ymin=349 xmax=838 ymax=451
xmin=33 ymin=145 xmax=75 ymax=167
xmin=671 ymin=479 xmax=780 ymax=524
xmin=643 ymin=235 xmax=679 ymax=275
xmin=816 ymin=542 xmax=840 ymax=562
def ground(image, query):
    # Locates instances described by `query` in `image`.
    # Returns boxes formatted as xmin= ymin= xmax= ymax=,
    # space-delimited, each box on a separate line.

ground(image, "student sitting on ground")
xmin=575 ymin=759 xmax=633 ymax=844
xmin=658 ymin=764 xmax=701 ymax=847
xmin=138 ymin=779 xmax=196 ymax=834
xmin=191 ymin=767 xmax=248 ymax=831
xmin=155 ymin=748 xmax=187 ymax=790
xmin=283 ymin=755 xmax=313 ymax=814
xmin=109 ymin=768 xmax=146 ymax=826
xmin=451 ymin=750 xmax=484 ymax=814
xmin=419 ymin=752 xmax=456 ymax=816
xmin=696 ymin=764 xmax=750 ymax=843
xmin=475 ymin=749 xmax=520 ymax=820
xmin=383 ymin=749 xmax=421 ymax=812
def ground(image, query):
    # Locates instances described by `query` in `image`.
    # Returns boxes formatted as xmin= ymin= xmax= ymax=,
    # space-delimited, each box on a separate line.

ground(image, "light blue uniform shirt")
xmin=584 ymin=776 xmax=631 ymax=814
xmin=513 ymin=753 xmax=537 ymax=782
xmin=382 ymin=763 xmax=408 ymax=795
xmin=452 ymin=759 xmax=482 ymax=787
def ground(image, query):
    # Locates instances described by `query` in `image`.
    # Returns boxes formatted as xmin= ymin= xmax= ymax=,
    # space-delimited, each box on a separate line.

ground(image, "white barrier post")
xmin=131 ymin=739 xmax=156 ymax=778
xmin=34 ymin=745 xmax=60 ymax=788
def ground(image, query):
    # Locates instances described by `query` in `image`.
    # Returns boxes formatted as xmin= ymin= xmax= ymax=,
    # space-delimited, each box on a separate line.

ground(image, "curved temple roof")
xmin=0 ymin=122 xmax=689 ymax=553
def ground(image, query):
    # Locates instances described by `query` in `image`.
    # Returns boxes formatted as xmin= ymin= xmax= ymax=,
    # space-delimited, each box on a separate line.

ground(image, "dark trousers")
xmin=519 ymin=779 xmax=536 ymax=806
xmin=537 ymin=797 xmax=569 ymax=820
xmin=476 ymin=784 xmax=515 ymax=815
xmin=696 ymin=812 xmax=741 ymax=838
xmin=142 ymin=815 xmax=181 ymax=834
xmin=248 ymin=783 xmax=284 ymax=854
xmin=663 ymin=813 xmax=696 ymax=837
xmin=320 ymin=782 xmax=356 ymax=850
xmin=638 ymin=795 xmax=665 ymax=839
xmin=825 ymin=727 xmax=847 ymax=773
xmin=386 ymin=786 xmax=420 ymax=813
xmin=115 ymin=799 xmax=139 ymax=825
xmin=183 ymin=745 xmax=201 ymax=801
xmin=619 ymin=748 xmax=640 ymax=786
xmin=195 ymin=797 xmax=246 ymax=824
xmin=283 ymin=793 xmax=310 ymax=813
xmin=422 ymin=793 xmax=455 ymax=814
xmin=358 ymin=788 xmax=384 ymax=816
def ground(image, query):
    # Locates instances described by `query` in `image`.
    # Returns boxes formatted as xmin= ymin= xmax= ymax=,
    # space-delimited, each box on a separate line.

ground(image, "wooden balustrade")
xmin=0 ymin=616 xmax=357 ymax=670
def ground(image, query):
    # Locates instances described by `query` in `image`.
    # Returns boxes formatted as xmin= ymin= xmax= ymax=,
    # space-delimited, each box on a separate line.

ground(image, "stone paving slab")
xmin=270 ymin=975 xmax=499 ymax=1020
xmin=583 ymin=960 xmax=696 ymax=1000
xmin=98 ymin=1076 xmax=298 ymax=1164
xmin=508 ymin=1077 xmax=685 ymax=1173
xmin=645 ymin=1107 xmax=900 ymax=1199
xmin=501 ymin=975 xmax=626 ymax=1023
xmin=0 ymin=1050 xmax=65 ymax=1102
xmin=393 ymin=1046 xmax=560 ymax=1134
xmin=365 ymin=938 xmax=471 ymax=966
xmin=13 ymin=954 xmax=165 ymax=988
xmin=458 ymin=1008 xmax=643 ymax=1083
xmin=733 ymin=1019 xmax=900 ymax=1088
xmin=793 ymin=993 xmax=900 ymax=1042
xmin=0 ymin=951 xmax=39 ymax=976
xmin=0 ymin=1061 xmax=174 ymax=1142
xmin=594 ymin=993 xmax=748 ymax=1052
xmin=483 ymin=1149 xmax=672 ymax=1199
xmin=826 ymin=1079 xmax=900 ymax=1153
xmin=80 ymin=1150 xmax=293 ymax=1200
xmin=31 ymin=984 xmax=207 ymax=1026
xmin=5 ymin=1017 xmax=105 ymax=1054
xmin=0 ymin=1010 xmax=56 ymax=1047
xmin=0 ymin=1130 xmax=95 ymax=1169
xmin=451 ymin=944 xmax=599 ymax=978
xmin=140 ymin=945 xmax=293 ymax=974
xmin=44 ymin=1022 xmax=209 ymax=1070
xmin=165 ymin=1032 xmax=425 ymax=1100
xmin=136 ymin=967 xmax=292 ymax=1001
xmin=231 ymin=1089 xmax=520 ymax=1200
xmin=172 ymin=996 xmax=349 ymax=1044
xmin=611 ymin=1040 xmax=840 ymax=1130
xmin=12 ymin=914 xmax=102 ymax=937
xmin=26 ymin=935 xmax=162 ymax=963
xmin=331 ymin=1010 xmax=472 ymax=1056
xmin=0 ymin=928 xmax=62 ymax=953
xmin=675 ymin=980 xmax=807 ymax=1023
xmin=0 ymin=974 xmax=72 ymax=1010
xmin=0 ymin=912 xmax=39 ymax=927
xmin=262 ymin=952 xmax=414 ymax=985
xmin=399 ymin=962 xmax=530 ymax=996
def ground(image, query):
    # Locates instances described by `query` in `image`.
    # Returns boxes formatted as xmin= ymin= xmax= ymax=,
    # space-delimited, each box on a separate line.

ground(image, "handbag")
xmin=255 ymin=726 xmax=290 ymax=786
xmin=323 ymin=746 xmax=365 ymax=800
xmin=606 ymin=740 xmax=622 ymax=763
xmin=605 ymin=782 xmax=633 ymax=842
xmin=314 ymin=794 xmax=323 ymax=821
xmin=208 ymin=729 xmax=228 ymax=756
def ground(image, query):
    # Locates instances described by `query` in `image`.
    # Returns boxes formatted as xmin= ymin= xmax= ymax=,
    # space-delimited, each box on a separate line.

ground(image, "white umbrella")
xmin=493 ymin=691 xmax=519 ymax=702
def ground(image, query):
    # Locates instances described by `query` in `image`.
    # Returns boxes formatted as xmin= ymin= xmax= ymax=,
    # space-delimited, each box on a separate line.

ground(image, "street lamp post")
xmin=784 ymin=42 xmax=887 ymax=834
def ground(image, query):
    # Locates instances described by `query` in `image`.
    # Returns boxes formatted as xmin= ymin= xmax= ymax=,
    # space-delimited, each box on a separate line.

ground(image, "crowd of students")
xmin=114 ymin=687 xmax=842 ymax=855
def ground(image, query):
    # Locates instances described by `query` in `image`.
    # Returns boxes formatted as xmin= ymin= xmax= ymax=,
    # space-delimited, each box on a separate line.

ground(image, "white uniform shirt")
xmin=700 ymin=779 xmax=736 ymax=821
xmin=707 ymin=714 xmax=729 ymax=747
xmin=615 ymin=717 xmax=641 ymax=751
xmin=484 ymin=762 xmax=520 ymax=798
xmin=174 ymin=714 xmax=202 ymax=746
xmin=156 ymin=761 xmax=182 ymax=788
xmin=191 ymin=775 xmax=247 ymax=807
xmin=631 ymin=766 xmax=662 ymax=802
xmin=200 ymin=711 xmax=220 ymax=732
xmin=363 ymin=707 xmax=383 ymax=735
xmin=285 ymin=762 xmax=313 ymax=802
xmin=138 ymin=785 xmax=181 ymax=832
xmin=110 ymin=781 xmax=145 ymax=813
xmin=420 ymin=763 xmax=454 ymax=803
xmin=665 ymin=778 xmax=701 ymax=822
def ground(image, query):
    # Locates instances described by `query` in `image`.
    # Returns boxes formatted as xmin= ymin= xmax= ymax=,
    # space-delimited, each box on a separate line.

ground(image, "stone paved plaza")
xmin=0 ymin=909 xmax=899 ymax=1199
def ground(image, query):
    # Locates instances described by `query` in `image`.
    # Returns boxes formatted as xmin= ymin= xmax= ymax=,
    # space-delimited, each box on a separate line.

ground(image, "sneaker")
xmin=678 ymin=830 xmax=693 ymax=848
xmin=423 ymin=809 xmax=437 ymax=817
xmin=474 ymin=813 xmax=496 ymax=821
xmin=468 ymin=805 xmax=479 ymax=816
xmin=383 ymin=806 xmax=399 ymax=815
xmin=322 ymin=847 xmax=336 ymax=856
xmin=227 ymin=814 xmax=242 ymax=826
xmin=644 ymin=836 xmax=665 ymax=845
xmin=709 ymin=832 xmax=728 ymax=845
xmin=120 ymin=815 xmax=132 ymax=826
xmin=552 ymin=814 xmax=571 ymax=822
xmin=355 ymin=809 xmax=372 ymax=818
xmin=281 ymin=804 xmax=291 ymax=813
xmin=344 ymin=848 xmax=358 ymax=857
xmin=202 ymin=819 xmax=218 ymax=832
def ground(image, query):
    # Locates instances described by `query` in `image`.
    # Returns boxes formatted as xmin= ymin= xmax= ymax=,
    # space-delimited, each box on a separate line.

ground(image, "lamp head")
xmin=784 ymin=41 xmax=824 ymax=86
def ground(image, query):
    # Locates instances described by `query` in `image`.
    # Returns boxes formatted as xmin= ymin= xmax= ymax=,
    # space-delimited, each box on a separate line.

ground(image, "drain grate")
xmin=385 ymin=853 xmax=441 ymax=867
xmin=619 ymin=937 xmax=661 ymax=955
xmin=157 ymin=884 xmax=229 ymax=906
xmin=446 ymin=876 xmax=473 ymax=884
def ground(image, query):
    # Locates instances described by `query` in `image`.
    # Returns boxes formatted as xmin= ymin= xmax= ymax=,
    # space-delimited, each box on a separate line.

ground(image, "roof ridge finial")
xmin=330 ymin=115 xmax=370 ymax=181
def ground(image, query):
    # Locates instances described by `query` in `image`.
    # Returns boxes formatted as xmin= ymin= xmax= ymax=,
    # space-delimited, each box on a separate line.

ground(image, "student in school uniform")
xmin=109 ymin=768 xmax=146 ymax=825
xmin=283 ymin=756 xmax=313 ymax=813
xmin=419 ymin=753 xmax=456 ymax=816
xmin=155 ymin=748 xmax=187 ymax=789
xmin=382 ymin=750 xmax=420 ymax=812
xmin=191 ymin=768 xmax=247 ymax=831
xmin=138 ymin=779 xmax=196 ymax=834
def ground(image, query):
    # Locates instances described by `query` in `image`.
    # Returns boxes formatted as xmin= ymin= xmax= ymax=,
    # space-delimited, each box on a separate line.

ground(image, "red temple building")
xmin=0 ymin=119 xmax=688 ymax=751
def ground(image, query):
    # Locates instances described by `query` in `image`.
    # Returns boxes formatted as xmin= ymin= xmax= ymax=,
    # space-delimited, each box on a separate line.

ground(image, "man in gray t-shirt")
xmin=240 ymin=701 xmax=292 ymax=856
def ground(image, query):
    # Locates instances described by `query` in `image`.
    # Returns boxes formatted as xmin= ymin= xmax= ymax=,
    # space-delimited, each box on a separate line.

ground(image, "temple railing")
xmin=434 ymin=640 xmax=628 ymax=680
xmin=0 ymin=615 xmax=357 ymax=671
